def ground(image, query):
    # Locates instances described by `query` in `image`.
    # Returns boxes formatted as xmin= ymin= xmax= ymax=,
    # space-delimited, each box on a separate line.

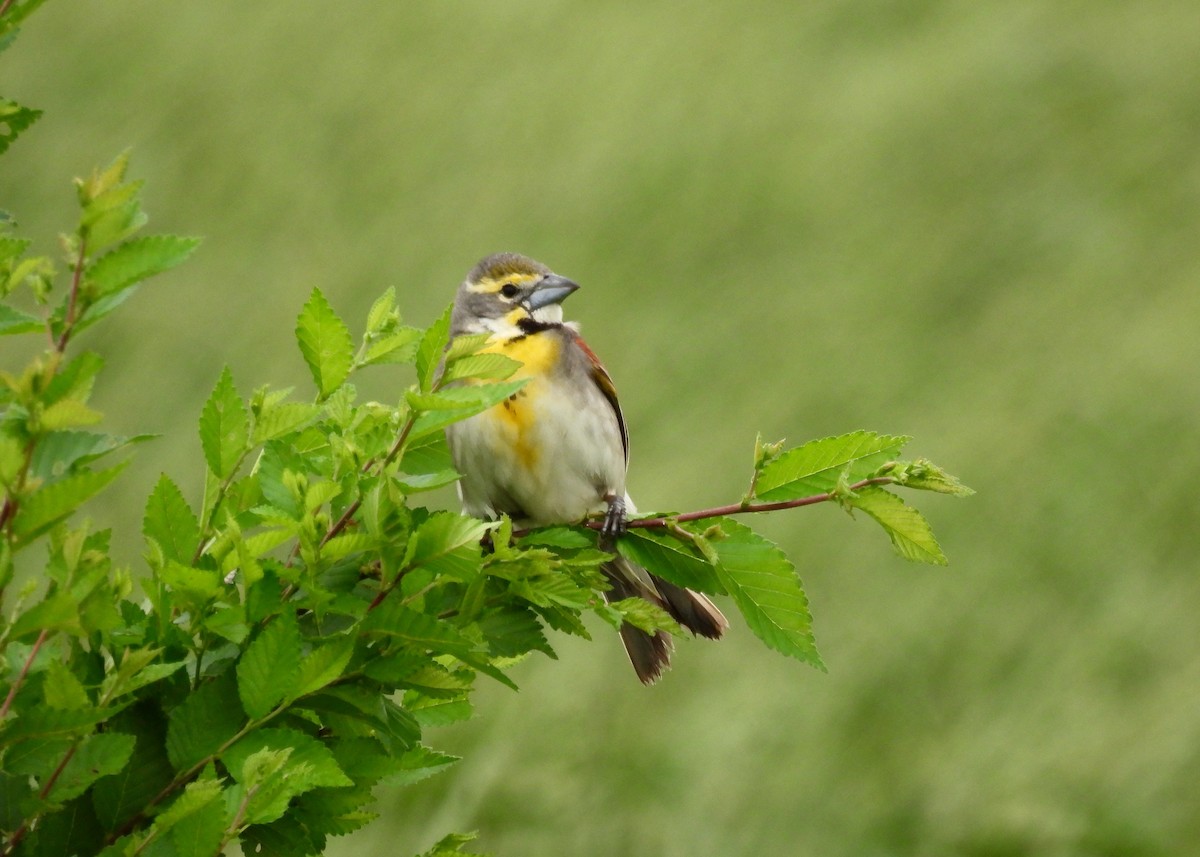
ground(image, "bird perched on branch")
xmin=445 ymin=252 xmax=727 ymax=683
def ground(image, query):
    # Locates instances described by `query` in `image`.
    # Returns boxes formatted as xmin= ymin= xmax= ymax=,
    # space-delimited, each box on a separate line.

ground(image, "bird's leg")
xmin=600 ymin=493 xmax=628 ymax=550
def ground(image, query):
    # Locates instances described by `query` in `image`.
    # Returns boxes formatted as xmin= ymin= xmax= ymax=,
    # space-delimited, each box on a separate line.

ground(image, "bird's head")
xmin=451 ymin=253 xmax=580 ymax=336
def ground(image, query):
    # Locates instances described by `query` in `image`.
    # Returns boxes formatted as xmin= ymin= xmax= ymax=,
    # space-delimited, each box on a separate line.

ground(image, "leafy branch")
xmin=0 ymin=9 xmax=970 ymax=854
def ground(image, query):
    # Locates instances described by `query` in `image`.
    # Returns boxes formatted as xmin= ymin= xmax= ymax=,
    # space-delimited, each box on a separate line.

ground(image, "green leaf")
xmin=85 ymin=234 xmax=200 ymax=296
xmin=45 ymin=732 xmax=136 ymax=805
xmin=30 ymin=430 xmax=151 ymax=481
xmin=407 ymin=379 xmax=529 ymax=439
xmin=38 ymin=397 xmax=103 ymax=430
xmin=44 ymin=659 xmax=90 ymax=709
xmin=295 ymin=287 xmax=354 ymax=399
xmin=442 ymin=352 xmax=521 ymax=383
xmin=0 ymin=303 xmax=41 ymax=335
xmin=388 ymin=743 xmax=460 ymax=786
xmin=478 ymin=605 xmax=554 ymax=658
xmin=237 ymin=612 xmax=302 ymax=719
xmin=11 ymin=461 xmax=127 ymax=545
xmin=607 ymin=597 xmax=682 ymax=636
xmin=414 ymin=303 xmax=452 ymax=391
xmin=0 ymin=98 xmax=42 ymax=156
xmin=418 ymin=831 xmax=486 ymax=857
xmin=363 ymin=326 xmax=422 ymax=365
xmin=754 ymin=431 xmax=909 ymax=501
xmin=166 ymin=672 xmax=245 ymax=771
xmin=143 ymin=473 xmax=200 ymax=565
xmin=168 ymin=786 xmax=228 ymax=857
xmin=153 ymin=775 xmax=223 ymax=832
xmin=619 ymin=529 xmax=725 ymax=594
xmin=294 ymin=635 xmax=355 ymax=697
xmin=252 ymin=401 xmax=320 ymax=444
xmin=363 ymin=598 xmax=475 ymax=657
xmin=158 ymin=561 xmax=222 ymax=599
xmin=222 ymin=728 xmax=353 ymax=825
xmin=406 ymin=511 xmax=490 ymax=574
xmin=705 ymin=518 xmax=824 ymax=669
xmin=887 ymin=458 xmax=975 ymax=497
xmin=6 ymin=591 xmax=79 ymax=639
xmin=199 ymin=366 xmax=248 ymax=479
xmin=365 ymin=286 xmax=396 ymax=333
xmin=92 ymin=704 xmax=175 ymax=832
xmin=848 ymin=485 xmax=948 ymax=565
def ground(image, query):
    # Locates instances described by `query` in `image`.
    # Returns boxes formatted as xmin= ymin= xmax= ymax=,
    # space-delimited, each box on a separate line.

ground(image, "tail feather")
xmin=602 ymin=557 xmax=727 ymax=684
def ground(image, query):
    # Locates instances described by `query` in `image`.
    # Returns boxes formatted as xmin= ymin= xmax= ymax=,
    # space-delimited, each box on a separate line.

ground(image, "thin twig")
xmin=0 ymin=628 xmax=47 ymax=720
xmin=575 ymin=476 xmax=897 ymax=532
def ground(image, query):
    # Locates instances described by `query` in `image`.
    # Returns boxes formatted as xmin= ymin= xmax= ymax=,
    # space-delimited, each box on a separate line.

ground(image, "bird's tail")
xmin=601 ymin=555 xmax=728 ymax=684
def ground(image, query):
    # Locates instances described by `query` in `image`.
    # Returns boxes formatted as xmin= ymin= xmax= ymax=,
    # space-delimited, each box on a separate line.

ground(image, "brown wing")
xmin=568 ymin=329 xmax=629 ymax=463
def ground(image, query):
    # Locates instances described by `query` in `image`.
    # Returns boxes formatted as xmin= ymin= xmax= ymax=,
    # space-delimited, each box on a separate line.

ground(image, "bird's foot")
xmin=600 ymin=494 xmax=628 ymax=548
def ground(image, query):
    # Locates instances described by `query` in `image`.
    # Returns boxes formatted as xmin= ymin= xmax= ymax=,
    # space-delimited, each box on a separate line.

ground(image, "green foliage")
xmin=0 ymin=6 xmax=969 ymax=855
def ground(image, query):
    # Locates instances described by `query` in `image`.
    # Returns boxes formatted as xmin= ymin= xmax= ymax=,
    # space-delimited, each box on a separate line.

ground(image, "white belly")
xmin=445 ymin=372 xmax=627 ymax=526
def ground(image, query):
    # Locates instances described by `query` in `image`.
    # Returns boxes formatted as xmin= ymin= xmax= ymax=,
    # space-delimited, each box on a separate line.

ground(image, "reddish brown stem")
xmin=577 ymin=476 xmax=897 ymax=532
xmin=0 ymin=628 xmax=47 ymax=720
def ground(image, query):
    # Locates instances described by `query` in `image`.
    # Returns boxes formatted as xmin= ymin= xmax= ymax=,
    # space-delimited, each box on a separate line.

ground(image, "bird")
xmin=444 ymin=252 xmax=727 ymax=683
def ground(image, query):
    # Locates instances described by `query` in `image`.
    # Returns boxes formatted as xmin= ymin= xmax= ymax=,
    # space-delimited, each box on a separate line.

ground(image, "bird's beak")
xmin=525 ymin=274 xmax=580 ymax=310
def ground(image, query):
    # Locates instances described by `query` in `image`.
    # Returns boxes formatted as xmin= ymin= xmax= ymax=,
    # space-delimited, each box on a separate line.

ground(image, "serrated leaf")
xmin=893 ymin=458 xmax=975 ymax=497
xmin=7 ymin=591 xmax=79 ymax=639
xmin=478 ymin=605 xmax=554 ymax=658
xmin=30 ymin=430 xmax=151 ymax=481
xmin=365 ymin=286 xmax=396 ymax=333
xmin=294 ymin=636 xmax=355 ymax=697
xmin=237 ymin=612 xmax=301 ymax=718
xmin=44 ymin=659 xmax=90 ymax=709
xmin=363 ymin=597 xmax=475 ymax=656
xmin=0 ymin=707 xmax=115 ymax=749
xmin=199 ymin=366 xmax=248 ymax=479
xmin=92 ymin=704 xmax=175 ymax=832
xmin=158 ymin=561 xmax=222 ymax=599
xmin=166 ymin=672 xmax=245 ymax=771
xmin=252 ymin=401 xmax=320 ymax=444
xmin=705 ymin=518 xmax=823 ymax=669
xmin=849 ymin=485 xmax=948 ymax=565
xmin=144 ymin=473 xmax=200 ymax=565
xmin=418 ymin=831 xmax=485 ymax=857
xmin=406 ymin=511 xmax=490 ymax=572
xmin=415 ymin=303 xmax=453 ymax=391
xmin=442 ymin=352 xmax=521 ymax=383
xmin=152 ymin=776 xmax=224 ymax=842
xmin=0 ymin=98 xmax=42 ymax=156
xmin=388 ymin=744 xmax=460 ymax=786
xmin=517 ymin=525 xmax=594 ymax=549
xmin=45 ymin=732 xmax=136 ymax=805
xmin=407 ymin=379 xmax=529 ymax=439
xmin=619 ymin=529 xmax=725 ymax=594
xmin=0 ymin=303 xmax=41 ymax=335
xmin=608 ymin=597 xmax=683 ymax=636
xmin=754 ymin=431 xmax=909 ymax=501
xmin=169 ymin=787 xmax=228 ymax=857
xmin=37 ymin=397 xmax=103 ymax=430
xmin=363 ymin=326 xmax=422 ymax=365
xmin=296 ymin=288 xmax=354 ymax=399
xmin=223 ymin=729 xmax=352 ymax=788
xmin=85 ymin=234 xmax=200 ymax=296
xmin=11 ymin=461 xmax=127 ymax=545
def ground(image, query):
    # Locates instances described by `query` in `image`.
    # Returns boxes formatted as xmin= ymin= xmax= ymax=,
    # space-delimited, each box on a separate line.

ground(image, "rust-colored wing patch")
xmin=569 ymin=330 xmax=628 ymax=462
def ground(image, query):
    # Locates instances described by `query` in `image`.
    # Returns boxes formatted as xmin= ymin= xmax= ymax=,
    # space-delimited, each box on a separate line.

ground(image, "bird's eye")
xmin=499 ymin=284 xmax=519 ymax=299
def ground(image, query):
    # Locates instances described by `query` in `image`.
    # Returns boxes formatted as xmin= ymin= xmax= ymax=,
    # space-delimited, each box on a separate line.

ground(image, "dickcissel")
xmin=445 ymin=252 xmax=727 ymax=683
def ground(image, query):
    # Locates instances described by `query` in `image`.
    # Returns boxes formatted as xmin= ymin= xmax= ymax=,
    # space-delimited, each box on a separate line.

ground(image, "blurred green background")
xmin=5 ymin=1 xmax=1200 ymax=854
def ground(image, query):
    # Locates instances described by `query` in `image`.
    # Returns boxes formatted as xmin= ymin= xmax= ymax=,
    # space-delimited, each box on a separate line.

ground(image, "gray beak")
xmin=524 ymin=274 xmax=580 ymax=310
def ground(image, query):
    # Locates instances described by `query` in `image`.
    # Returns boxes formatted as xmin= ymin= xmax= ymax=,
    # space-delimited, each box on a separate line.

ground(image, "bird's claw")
xmin=600 ymin=495 xmax=628 ymax=548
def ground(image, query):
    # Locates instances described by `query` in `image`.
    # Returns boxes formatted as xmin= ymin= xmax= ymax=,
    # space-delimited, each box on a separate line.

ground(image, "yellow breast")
xmin=480 ymin=332 xmax=561 ymax=468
